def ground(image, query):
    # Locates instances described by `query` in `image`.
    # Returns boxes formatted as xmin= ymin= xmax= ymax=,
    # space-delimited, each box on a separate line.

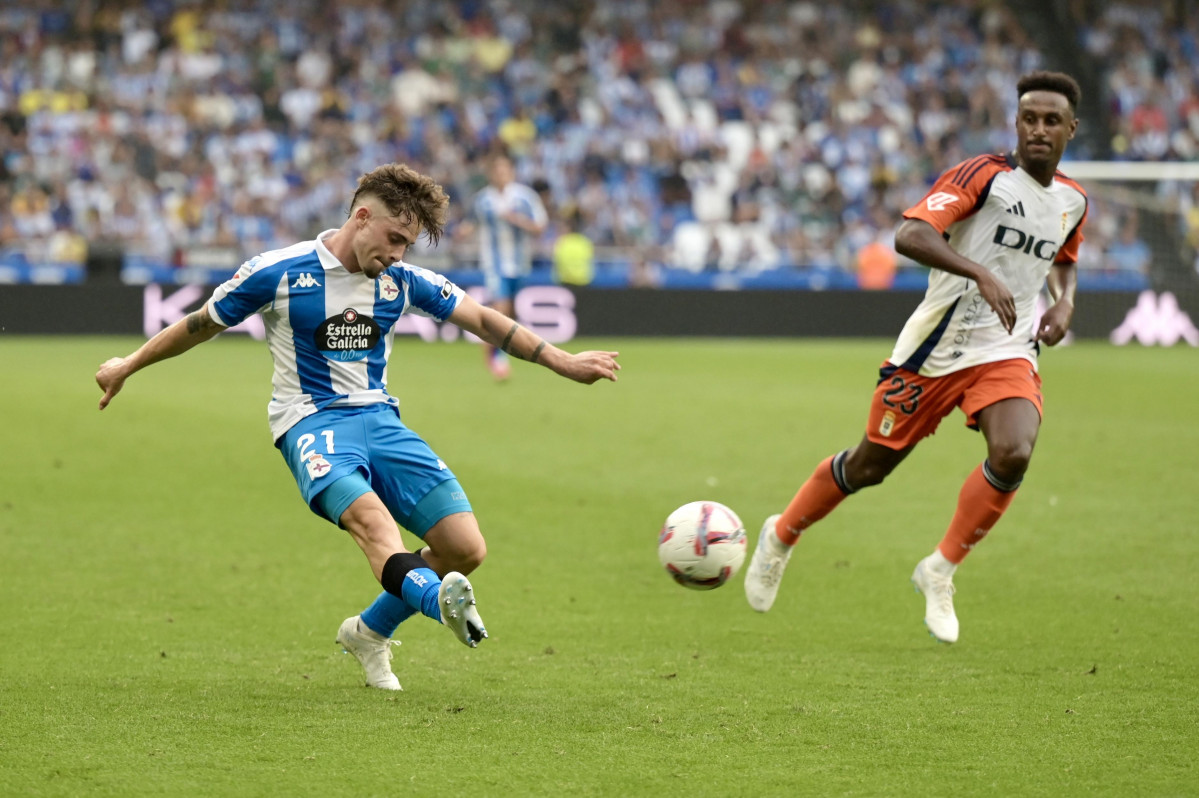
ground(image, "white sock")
xmin=766 ymin=525 xmax=792 ymax=554
xmin=927 ymin=548 xmax=957 ymax=576
xmin=356 ymin=618 xmax=388 ymax=641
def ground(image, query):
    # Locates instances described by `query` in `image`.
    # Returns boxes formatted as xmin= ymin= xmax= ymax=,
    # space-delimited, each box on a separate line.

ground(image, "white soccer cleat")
xmin=743 ymin=514 xmax=793 ymax=613
xmin=911 ymin=555 xmax=960 ymax=643
xmin=439 ymin=572 xmax=488 ymax=647
xmin=336 ymin=615 xmax=402 ymax=690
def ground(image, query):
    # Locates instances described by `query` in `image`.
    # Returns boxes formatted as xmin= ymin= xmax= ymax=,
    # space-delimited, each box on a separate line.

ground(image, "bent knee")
xmin=453 ymin=537 xmax=487 ymax=573
xmin=432 ymin=532 xmax=487 ymax=575
xmin=988 ymin=442 xmax=1033 ymax=480
xmin=842 ymin=443 xmax=907 ymax=490
xmin=465 ymin=536 xmax=489 ymax=567
xmin=850 ymin=463 xmax=891 ymax=488
xmin=843 ymin=458 xmax=896 ymax=489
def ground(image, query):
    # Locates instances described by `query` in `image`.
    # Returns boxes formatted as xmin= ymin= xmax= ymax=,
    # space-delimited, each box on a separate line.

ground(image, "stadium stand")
xmin=0 ymin=0 xmax=1189 ymax=288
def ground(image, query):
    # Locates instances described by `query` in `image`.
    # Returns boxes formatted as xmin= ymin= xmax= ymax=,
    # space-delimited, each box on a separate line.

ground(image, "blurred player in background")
xmin=744 ymin=71 xmax=1088 ymax=644
xmin=96 ymin=163 xmax=620 ymax=689
xmin=470 ymin=151 xmax=548 ymax=380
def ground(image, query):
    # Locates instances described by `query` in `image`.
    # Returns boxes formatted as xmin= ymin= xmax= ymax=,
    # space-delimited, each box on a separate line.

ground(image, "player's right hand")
xmin=976 ymin=272 xmax=1017 ymax=334
xmin=96 ymin=357 xmax=128 ymax=410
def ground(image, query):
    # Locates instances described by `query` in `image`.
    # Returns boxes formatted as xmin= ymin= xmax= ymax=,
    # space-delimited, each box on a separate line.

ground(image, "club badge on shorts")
xmin=879 ymin=410 xmax=896 ymax=438
xmin=306 ymin=453 xmax=332 ymax=479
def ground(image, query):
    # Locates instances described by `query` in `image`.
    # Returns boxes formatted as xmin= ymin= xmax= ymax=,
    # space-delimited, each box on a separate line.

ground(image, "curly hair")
xmin=1017 ymin=71 xmax=1082 ymax=113
xmin=350 ymin=163 xmax=450 ymax=246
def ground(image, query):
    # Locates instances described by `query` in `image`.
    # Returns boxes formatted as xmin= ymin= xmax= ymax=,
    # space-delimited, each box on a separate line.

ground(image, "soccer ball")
xmin=657 ymin=501 xmax=747 ymax=590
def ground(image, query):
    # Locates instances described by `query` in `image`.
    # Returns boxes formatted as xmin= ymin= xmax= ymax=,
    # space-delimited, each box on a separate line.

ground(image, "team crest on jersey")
xmin=377 ymin=274 xmax=400 ymax=302
xmin=315 ymin=308 xmax=381 ymax=362
xmin=305 ymin=453 xmax=332 ymax=479
xmin=1061 ymin=212 xmax=1069 ymax=236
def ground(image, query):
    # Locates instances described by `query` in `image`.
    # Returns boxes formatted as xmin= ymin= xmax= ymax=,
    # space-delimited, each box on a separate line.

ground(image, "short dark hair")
xmin=350 ymin=163 xmax=450 ymax=246
xmin=1017 ymin=71 xmax=1082 ymax=112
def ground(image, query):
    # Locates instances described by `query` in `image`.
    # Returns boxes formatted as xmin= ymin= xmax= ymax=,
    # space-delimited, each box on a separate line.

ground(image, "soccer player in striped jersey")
xmin=744 ymin=71 xmax=1088 ymax=644
xmin=470 ymin=152 xmax=549 ymax=380
xmin=96 ymin=163 xmax=620 ymax=689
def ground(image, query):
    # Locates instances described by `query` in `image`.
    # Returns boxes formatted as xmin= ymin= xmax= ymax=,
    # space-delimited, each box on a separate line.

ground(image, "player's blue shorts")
xmin=277 ymin=403 xmax=470 ymax=536
xmin=484 ymin=272 xmax=523 ymax=303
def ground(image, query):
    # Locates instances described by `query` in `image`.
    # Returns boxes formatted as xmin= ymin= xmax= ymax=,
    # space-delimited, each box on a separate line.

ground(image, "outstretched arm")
xmin=894 ymin=218 xmax=1017 ymax=334
xmin=447 ymin=294 xmax=619 ymax=384
xmin=1036 ymin=262 xmax=1077 ymax=346
xmin=96 ymin=303 xmax=226 ymax=409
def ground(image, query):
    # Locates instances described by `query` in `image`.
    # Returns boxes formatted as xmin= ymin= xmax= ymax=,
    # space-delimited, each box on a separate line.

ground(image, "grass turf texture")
xmin=1 ymin=336 xmax=1195 ymax=797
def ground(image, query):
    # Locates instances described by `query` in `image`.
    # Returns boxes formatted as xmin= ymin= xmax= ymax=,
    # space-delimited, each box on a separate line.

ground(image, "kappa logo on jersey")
xmin=292 ymin=273 xmax=321 ymax=288
xmin=305 ymin=453 xmax=332 ymax=479
xmin=1110 ymin=291 xmax=1199 ymax=347
xmin=925 ymin=192 xmax=959 ymax=211
xmin=377 ymin=274 xmax=400 ymax=302
xmin=314 ymin=308 xmax=382 ymax=362
xmin=992 ymin=225 xmax=1058 ymax=261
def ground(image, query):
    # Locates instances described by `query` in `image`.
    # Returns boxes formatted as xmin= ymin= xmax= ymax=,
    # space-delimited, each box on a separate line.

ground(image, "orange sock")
xmin=776 ymin=453 xmax=851 ymax=545
xmin=937 ymin=462 xmax=1018 ymax=564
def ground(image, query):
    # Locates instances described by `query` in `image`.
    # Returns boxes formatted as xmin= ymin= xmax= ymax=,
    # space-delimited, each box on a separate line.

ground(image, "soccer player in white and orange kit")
xmin=744 ymin=71 xmax=1089 ymax=643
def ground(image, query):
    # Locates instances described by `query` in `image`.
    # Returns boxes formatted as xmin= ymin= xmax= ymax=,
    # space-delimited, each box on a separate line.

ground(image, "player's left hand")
xmin=562 ymin=350 xmax=621 ymax=384
xmin=1034 ymin=300 xmax=1073 ymax=346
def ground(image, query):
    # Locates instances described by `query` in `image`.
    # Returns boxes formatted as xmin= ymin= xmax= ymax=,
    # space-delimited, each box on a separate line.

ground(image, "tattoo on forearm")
xmin=500 ymin=323 xmax=519 ymax=354
xmin=497 ymin=321 xmax=547 ymax=363
xmin=185 ymin=309 xmax=218 ymax=335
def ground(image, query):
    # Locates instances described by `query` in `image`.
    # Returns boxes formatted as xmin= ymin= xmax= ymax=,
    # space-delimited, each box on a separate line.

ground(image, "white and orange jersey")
xmin=890 ymin=153 xmax=1088 ymax=376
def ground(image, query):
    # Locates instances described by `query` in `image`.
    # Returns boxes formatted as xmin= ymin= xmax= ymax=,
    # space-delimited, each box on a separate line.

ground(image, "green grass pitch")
xmin=1 ymin=335 xmax=1196 ymax=796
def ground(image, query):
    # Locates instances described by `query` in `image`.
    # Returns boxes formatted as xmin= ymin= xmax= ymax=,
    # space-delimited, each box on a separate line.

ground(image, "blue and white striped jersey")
xmin=473 ymin=182 xmax=548 ymax=278
xmin=207 ymin=230 xmax=464 ymax=441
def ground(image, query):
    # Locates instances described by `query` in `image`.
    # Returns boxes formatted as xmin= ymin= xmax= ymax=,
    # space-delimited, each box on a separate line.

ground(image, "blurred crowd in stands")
xmin=1073 ymin=0 xmax=1199 ymax=161
xmin=0 ymin=0 xmax=1193 ymax=285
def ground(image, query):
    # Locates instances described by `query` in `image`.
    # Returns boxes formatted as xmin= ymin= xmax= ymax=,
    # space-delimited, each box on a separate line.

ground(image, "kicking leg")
xmin=421 ymin=512 xmax=488 ymax=647
xmin=745 ymin=436 xmax=912 ymax=612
